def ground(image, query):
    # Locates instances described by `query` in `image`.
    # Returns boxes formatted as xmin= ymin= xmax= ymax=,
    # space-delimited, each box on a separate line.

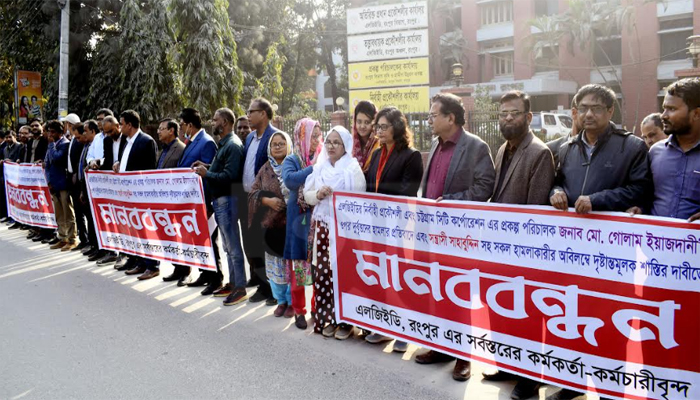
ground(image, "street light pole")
xmin=57 ymin=0 xmax=69 ymax=120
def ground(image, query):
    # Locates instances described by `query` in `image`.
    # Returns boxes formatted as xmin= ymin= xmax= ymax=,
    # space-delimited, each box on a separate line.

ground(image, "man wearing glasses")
xmin=85 ymin=108 xmax=114 ymax=170
xmin=241 ymin=98 xmax=280 ymax=305
xmin=415 ymin=92 xmax=495 ymax=382
xmin=549 ymin=84 xmax=650 ymax=218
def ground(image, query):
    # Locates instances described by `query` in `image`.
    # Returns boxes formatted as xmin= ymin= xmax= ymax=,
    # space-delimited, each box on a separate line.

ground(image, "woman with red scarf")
xmin=352 ymin=100 xmax=380 ymax=172
xmin=364 ymin=106 xmax=423 ymax=352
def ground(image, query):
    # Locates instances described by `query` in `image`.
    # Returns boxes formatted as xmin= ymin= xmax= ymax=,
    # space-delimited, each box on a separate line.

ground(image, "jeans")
xmin=212 ymin=195 xmax=246 ymax=288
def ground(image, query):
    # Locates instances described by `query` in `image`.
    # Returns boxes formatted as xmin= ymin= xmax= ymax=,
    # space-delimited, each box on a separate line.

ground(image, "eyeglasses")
xmin=270 ymin=142 xmax=287 ymax=149
xmin=246 ymin=109 xmax=263 ymax=115
xmin=576 ymin=105 xmax=608 ymax=115
xmin=325 ymin=140 xmax=344 ymax=148
xmin=498 ymin=110 xmax=526 ymax=119
xmin=427 ymin=113 xmax=443 ymax=121
xmin=374 ymin=123 xmax=391 ymax=132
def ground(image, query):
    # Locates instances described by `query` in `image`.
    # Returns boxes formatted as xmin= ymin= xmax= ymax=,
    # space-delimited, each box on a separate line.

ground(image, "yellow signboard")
xmin=350 ymin=86 xmax=430 ymax=113
xmin=349 ymin=58 xmax=429 ymax=90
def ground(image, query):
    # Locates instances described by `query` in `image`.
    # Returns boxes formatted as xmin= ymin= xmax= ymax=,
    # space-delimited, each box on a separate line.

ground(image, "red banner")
xmin=331 ymin=191 xmax=700 ymax=400
xmin=85 ymin=169 xmax=216 ymax=270
xmin=3 ymin=162 xmax=57 ymax=228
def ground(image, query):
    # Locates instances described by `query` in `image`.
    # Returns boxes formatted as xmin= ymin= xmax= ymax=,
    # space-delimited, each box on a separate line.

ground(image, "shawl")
xmin=292 ymin=118 xmax=322 ymax=168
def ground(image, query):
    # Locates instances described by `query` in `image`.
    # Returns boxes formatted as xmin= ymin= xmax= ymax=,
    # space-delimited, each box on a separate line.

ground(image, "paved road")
xmin=0 ymin=224 xmax=580 ymax=400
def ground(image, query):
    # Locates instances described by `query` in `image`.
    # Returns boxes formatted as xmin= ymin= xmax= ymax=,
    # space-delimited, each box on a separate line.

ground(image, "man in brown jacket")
xmin=483 ymin=90 xmax=555 ymax=399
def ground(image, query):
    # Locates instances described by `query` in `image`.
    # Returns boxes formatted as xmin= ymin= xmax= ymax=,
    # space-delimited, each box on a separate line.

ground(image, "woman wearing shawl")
xmin=363 ymin=106 xmax=424 ymax=352
xmin=248 ymin=131 xmax=294 ymax=318
xmin=282 ymin=118 xmax=323 ymax=330
xmin=303 ymin=126 xmax=366 ymax=338
xmin=352 ymin=100 xmax=380 ymax=172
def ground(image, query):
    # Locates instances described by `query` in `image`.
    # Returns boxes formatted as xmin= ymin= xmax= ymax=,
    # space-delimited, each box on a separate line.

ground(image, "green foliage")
xmin=255 ymin=40 xmax=287 ymax=105
xmin=171 ymin=0 xmax=243 ymax=119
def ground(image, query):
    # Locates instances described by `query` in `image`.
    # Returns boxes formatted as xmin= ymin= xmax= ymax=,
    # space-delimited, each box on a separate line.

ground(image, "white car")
xmin=531 ymin=112 xmax=573 ymax=141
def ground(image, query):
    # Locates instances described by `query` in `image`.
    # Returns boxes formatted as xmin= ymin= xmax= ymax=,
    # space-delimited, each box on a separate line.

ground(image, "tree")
xmin=118 ymin=0 xmax=180 ymax=122
xmin=171 ymin=0 xmax=243 ymax=118
xmin=255 ymin=40 xmax=286 ymax=105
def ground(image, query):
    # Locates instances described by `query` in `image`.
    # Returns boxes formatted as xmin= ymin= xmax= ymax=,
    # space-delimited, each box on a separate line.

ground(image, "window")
xmin=559 ymin=116 xmax=573 ymax=129
xmin=534 ymin=0 xmax=558 ymax=17
xmin=493 ymin=52 xmax=513 ymax=76
xmin=543 ymin=114 xmax=556 ymax=126
xmin=659 ymin=16 xmax=693 ymax=61
xmin=593 ymin=38 xmax=622 ymax=66
xmin=480 ymin=1 xmax=513 ymax=27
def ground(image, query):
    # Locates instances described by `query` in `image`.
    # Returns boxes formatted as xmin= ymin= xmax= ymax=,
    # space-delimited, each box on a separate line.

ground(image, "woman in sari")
xmin=248 ymin=131 xmax=294 ymax=317
xmin=303 ymin=126 xmax=366 ymax=338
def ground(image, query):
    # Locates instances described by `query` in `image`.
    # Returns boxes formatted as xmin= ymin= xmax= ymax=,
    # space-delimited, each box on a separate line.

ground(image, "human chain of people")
xmin=1 ymin=77 xmax=699 ymax=400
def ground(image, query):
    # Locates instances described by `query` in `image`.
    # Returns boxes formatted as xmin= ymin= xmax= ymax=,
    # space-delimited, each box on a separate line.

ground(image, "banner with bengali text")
xmin=330 ymin=191 xmax=700 ymax=400
xmin=85 ymin=169 xmax=215 ymax=270
xmin=3 ymin=162 xmax=57 ymax=228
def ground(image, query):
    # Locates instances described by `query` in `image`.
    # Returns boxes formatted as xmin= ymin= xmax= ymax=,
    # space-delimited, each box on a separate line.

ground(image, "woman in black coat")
xmin=364 ymin=106 xmax=423 ymax=351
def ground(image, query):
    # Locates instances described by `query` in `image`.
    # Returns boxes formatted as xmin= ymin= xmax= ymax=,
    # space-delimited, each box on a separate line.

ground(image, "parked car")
xmin=531 ymin=112 xmax=573 ymax=141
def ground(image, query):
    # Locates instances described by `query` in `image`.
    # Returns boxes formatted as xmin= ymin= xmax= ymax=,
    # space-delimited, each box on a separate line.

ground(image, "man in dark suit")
xmin=75 ymin=120 xmax=100 ymax=255
xmin=113 ymin=110 xmax=159 ymax=280
xmin=415 ymin=92 xmax=495 ymax=382
xmin=175 ymin=108 xmax=221 ymax=293
xmin=66 ymin=122 xmax=89 ymax=250
xmin=156 ymin=118 xmax=185 ymax=169
xmin=481 ymin=91 xmax=555 ymax=400
xmin=84 ymin=116 xmax=123 ymax=265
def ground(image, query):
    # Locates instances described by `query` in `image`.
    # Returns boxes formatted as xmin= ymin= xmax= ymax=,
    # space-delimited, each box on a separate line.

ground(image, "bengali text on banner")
xmin=85 ymin=169 xmax=215 ymax=270
xmin=330 ymin=191 xmax=700 ymax=400
xmin=3 ymin=162 xmax=57 ymax=228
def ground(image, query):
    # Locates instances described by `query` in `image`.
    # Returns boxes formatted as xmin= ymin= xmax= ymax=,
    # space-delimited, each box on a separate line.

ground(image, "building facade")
xmin=347 ymin=0 xmax=699 ymax=132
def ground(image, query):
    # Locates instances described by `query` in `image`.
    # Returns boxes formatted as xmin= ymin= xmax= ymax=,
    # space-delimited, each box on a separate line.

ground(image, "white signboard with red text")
xmin=331 ymin=191 xmax=699 ymax=400
xmin=3 ymin=162 xmax=57 ymax=228
xmin=85 ymin=169 xmax=215 ymax=270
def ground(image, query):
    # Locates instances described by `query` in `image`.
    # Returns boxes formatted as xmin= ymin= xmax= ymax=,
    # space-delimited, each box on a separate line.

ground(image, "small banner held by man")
xmin=3 ymin=162 xmax=57 ymax=228
xmin=85 ymin=169 xmax=215 ymax=270
xmin=330 ymin=191 xmax=699 ymax=400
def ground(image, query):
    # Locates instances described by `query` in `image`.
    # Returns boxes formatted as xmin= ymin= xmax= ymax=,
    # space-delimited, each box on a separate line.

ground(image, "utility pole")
xmin=57 ymin=0 xmax=69 ymax=120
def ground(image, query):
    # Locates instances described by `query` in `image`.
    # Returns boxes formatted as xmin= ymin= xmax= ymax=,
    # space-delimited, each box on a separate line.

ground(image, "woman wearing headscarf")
xmin=352 ymin=100 xmax=379 ymax=172
xmin=363 ymin=106 xmax=424 ymax=352
xmin=303 ymin=126 xmax=366 ymax=338
xmin=248 ymin=131 xmax=293 ymax=318
xmin=282 ymin=118 xmax=323 ymax=330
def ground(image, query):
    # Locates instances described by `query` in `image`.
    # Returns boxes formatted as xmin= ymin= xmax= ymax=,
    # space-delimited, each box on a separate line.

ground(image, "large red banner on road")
xmin=85 ymin=169 xmax=215 ymax=270
xmin=3 ymin=162 xmax=57 ymax=228
xmin=331 ymin=191 xmax=699 ymax=400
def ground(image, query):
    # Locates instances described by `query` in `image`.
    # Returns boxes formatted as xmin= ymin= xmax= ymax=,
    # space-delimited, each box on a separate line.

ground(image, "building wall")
xmin=512 ymin=0 xmax=535 ymax=80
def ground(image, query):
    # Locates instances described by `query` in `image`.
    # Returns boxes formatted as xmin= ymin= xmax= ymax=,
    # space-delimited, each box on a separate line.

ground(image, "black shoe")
xmin=96 ymin=253 xmax=118 ymax=265
xmin=162 ymin=273 xmax=184 ymax=282
xmin=176 ymin=276 xmax=189 ymax=287
xmin=33 ymin=235 xmax=47 ymax=242
xmin=201 ymin=281 xmax=222 ymax=296
xmin=245 ymin=278 xmax=259 ymax=288
xmin=19 ymin=224 xmax=30 ymax=230
xmin=545 ymin=389 xmax=586 ymax=400
xmin=83 ymin=246 xmax=97 ymax=256
xmin=511 ymin=378 xmax=541 ymax=400
xmin=248 ymin=290 xmax=267 ymax=303
xmin=27 ymin=231 xmax=38 ymax=239
xmin=265 ymin=297 xmax=278 ymax=306
xmin=72 ymin=242 xmax=89 ymax=251
xmin=88 ymin=251 xmax=105 ymax=262
xmin=47 ymin=237 xmax=61 ymax=245
xmin=116 ymin=257 xmax=136 ymax=271
xmin=8 ymin=223 xmax=21 ymax=230
xmin=0 ymin=217 xmax=10 ymax=223
xmin=186 ymin=275 xmax=209 ymax=288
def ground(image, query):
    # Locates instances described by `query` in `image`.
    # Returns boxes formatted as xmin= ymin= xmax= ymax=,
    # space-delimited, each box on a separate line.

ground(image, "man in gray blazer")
xmin=482 ymin=91 xmax=554 ymax=400
xmin=415 ymin=92 xmax=495 ymax=382
xmin=156 ymin=118 xmax=186 ymax=169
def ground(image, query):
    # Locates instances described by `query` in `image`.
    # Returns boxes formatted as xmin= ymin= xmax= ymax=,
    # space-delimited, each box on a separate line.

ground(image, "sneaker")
xmin=393 ymin=341 xmax=408 ymax=353
xmin=335 ymin=324 xmax=354 ymax=340
xmin=96 ymin=253 xmax=118 ymax=265
xmin=273 ymin=304 xmax=287 ymax=317
xmin=365 ymin=332 xmax=393 ymax=344
xmin=212 ymin=283 xmax=232 ymax=297
xmin=223 ymin=289 xmax=248 ymax=306
xmin=249 ymin=290 xmax=267 ymax=303
xmin=283 ymin=305 xmax=294 ymax=318
xmin=322 ymin=324 xmax=338 ymax=338
xmin=265 ymin=297 xmax=278 ymax=306
xmin=294 ymin=314 xmax=308 ymax=330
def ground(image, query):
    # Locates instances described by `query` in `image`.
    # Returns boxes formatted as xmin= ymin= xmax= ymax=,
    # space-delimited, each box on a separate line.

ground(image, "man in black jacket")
xmin=546 ymin=85 xmax=650 ymax=400
xmin=550 ymin=84 xmax=651 ymax=215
